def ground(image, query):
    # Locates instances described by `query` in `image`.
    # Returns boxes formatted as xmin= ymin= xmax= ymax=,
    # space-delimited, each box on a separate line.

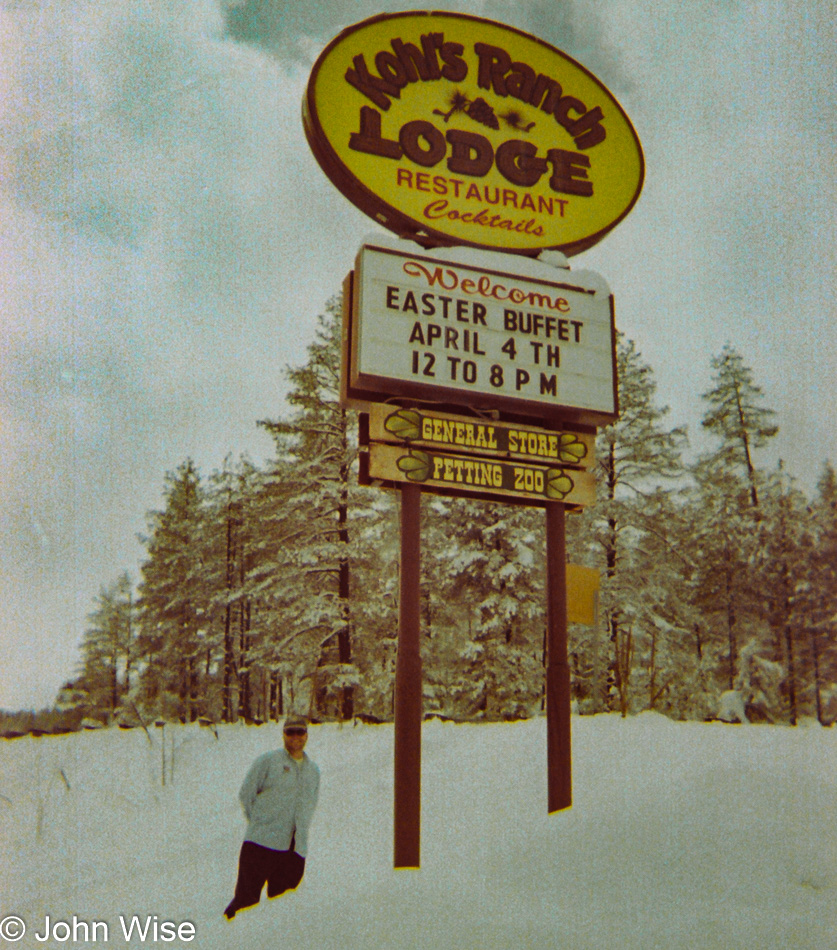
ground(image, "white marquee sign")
xmin=347 ymin=242 xmax=617 ymax=426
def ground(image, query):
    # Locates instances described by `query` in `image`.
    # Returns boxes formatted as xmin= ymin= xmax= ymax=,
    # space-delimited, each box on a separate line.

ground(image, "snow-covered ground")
xmin=1 ymin=714 xmax=834 ymax=949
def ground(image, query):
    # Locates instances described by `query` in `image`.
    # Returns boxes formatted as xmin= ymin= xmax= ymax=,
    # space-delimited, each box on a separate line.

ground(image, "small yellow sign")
xmin=566 ymin=564 xmax=599 ymax=625
xmin=304 ymin=12 xmax=644 ymax=255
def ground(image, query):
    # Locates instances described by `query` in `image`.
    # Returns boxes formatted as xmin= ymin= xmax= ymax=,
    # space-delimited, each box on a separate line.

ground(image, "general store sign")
xmin=303 ymin=11 xmax=644 ymax=255
xmin=345 ymin=243 xmax=617 ymax=427
xmin=368 ymin=404 xmax=595 ymax=468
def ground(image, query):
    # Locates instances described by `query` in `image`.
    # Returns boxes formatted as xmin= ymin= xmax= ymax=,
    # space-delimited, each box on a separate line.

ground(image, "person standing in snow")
xmin=224 ymin=714 xmax=320 ymax=920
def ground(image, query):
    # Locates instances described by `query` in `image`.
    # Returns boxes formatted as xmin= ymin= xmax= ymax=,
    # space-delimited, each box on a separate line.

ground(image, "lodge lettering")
xmin=351 ymin=107 xmax=594 ymax=197
xmin=346 ymin=32 xmax=603 ymax=200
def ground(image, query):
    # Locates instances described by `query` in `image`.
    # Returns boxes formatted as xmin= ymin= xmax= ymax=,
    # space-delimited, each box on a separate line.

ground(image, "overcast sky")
xmin=1 ymin=0 xmax=834 ymax=710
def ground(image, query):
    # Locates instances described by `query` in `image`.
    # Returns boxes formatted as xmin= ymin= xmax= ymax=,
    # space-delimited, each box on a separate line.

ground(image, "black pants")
xmin=226 ymin=841 xmax=306 ymax=916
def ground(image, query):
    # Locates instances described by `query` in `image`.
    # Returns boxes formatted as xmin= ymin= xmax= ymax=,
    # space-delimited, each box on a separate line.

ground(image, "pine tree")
xmin=799 ymin=462 xmax=837 ymax=724
xmin=701 ymin=344 xmax=778 ymax=509
xmin=692 ymin=347 xmax=778 ymax=701
xmin=422 ymin=496 xmax=545 ymax=719
xmin=687 ymin=458 xmax=758 ymax=692
xmin=136 ymin=459 xmax=211 ymax=721
xmin=247 ymin=445 xmax=356 ymax=722
xmin=631 ymin=490 xmax=711 ymax=719
xmin=258 ymin=298 xmax=358 ymax=720
xmin=345 ymin=489 xmax=400 ymax=720
xmin=748 ymin=464 xmax=811 ymax=722
xmin=589 ymin=336 xmax=687 ymax=716
xmin=77 ymin=572 xmax=135 ymax=719
xmin=204 ymin=456 xmax=266 ymax=722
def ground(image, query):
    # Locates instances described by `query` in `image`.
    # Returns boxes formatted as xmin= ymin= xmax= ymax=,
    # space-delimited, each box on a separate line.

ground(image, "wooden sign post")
xmin=546 ymin=503 xmax=572 ymax=811
xmin=394 ymin=483 xmax=422 ymax=868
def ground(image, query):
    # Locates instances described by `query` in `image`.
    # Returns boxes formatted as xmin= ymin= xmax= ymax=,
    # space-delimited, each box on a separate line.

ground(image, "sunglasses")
xmin=284 ymin=727 xmax=307 ymax=737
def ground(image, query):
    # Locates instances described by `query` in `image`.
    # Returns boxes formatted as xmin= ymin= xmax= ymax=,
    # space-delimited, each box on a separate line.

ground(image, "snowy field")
xmin=1 ymin=714 xmax=834 ymax=950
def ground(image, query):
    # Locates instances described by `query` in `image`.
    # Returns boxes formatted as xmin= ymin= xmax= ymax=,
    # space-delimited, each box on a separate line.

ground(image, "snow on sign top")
xmin=303 ymin=11 xmax=644 ymax=256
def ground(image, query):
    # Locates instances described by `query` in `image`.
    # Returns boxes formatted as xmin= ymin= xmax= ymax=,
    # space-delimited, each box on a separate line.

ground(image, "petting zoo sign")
xmin=303 ymin=11 xmax=644 ymax=255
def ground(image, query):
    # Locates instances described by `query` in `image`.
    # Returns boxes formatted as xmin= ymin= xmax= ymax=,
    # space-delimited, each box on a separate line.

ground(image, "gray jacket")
xmin=238 ymin=748 xmax=320 ymax=856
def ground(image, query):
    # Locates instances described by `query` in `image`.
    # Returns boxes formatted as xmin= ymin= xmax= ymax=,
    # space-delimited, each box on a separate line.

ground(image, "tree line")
xmin=59 ymin=296 xmax=837 ymax=728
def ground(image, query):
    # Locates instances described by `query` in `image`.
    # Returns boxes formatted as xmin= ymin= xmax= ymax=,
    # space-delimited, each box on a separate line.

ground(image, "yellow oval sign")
xmin=303 ymin=11 xmax=644 ymax=256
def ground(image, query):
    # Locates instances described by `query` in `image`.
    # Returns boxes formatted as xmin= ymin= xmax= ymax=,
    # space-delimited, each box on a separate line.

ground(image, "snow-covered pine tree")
xmin=755 ymin=463 xmax=812 ymax=724
xmin=136 ymin=459 xmax=211 ymax=722
xmin=701 ymin=344 xmax=778 ymax=510
xmin=687 ymin=457 xmax=759 ymax=694
xmin=345 ymin=488 xmax=400 ymax=720
xmin=691 ymin=346 xmax=778 ymax=700
xmin=422 ymin=492 xmax=546 ymax=720
xmin=798 ymin=462 xmax=837 ymax=724
xmin=203 ymin=456 xmax=267 ymax=722
xmin=732 ymin=639 xmax=785 ymax=723
xmin=258 ymin=299 xmax=359 ymax=720
xmin=231 ymin=443 xmax=374 ymax=723
xmin=588 ymin=336 xmax=688 ymax=717
xmin=631 ymin=489 xmax=714 ymax=720
xmin=75 ymin=572 xmax=135 ymax=720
